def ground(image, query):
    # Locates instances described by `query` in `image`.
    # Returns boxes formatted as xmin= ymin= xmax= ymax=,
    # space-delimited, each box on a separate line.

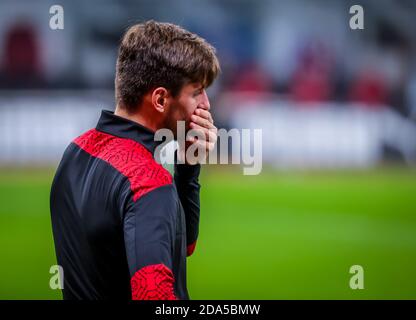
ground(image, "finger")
xmin=190 ymin=115 xmax=214 ymax=129
xmin=189 ymin=122 xmax=210 ymax=132
xmin=189 ymin=122 xmax=217 ymax=134
xmin=188 ymin=124 xmax=207 ymax=136
xmin=186 ymin=136 xmax=197 ymax=143
xmin=189 ymin=123 xmax=217 ymax=142
xmin=189 ymin=136 xmax=217 ymax=154
xmin=188 ymin=124 xmax=210 ymax=141
xmin=195 ymin=108 xmax=213 ymax=123
xmin=189 ymin=139 xmax=214 ymax=153
xmin=207 ymin=129 xmax=218 ymax=144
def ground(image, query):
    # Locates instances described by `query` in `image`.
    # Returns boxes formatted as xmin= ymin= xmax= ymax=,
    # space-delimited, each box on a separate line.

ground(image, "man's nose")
xmin=199 ymin=90 xmax=210 ymax=110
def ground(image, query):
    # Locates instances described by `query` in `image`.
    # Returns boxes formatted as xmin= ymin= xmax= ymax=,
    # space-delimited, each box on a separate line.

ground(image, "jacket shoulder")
xmin=73 ymin=129 xmax=172 ymax=201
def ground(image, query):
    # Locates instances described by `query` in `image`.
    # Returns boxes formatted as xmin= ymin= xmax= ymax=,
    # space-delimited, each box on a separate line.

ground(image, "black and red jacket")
xmin=50 ymin=110 xmax=201 ymax=300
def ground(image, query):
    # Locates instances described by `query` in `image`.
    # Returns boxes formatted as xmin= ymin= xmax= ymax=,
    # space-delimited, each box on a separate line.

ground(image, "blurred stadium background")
xmin=0 ymin=0 xmax=415 ymax=299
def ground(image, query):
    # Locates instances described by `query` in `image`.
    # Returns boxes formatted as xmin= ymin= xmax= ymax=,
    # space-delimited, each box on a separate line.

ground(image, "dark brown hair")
xmin=115 ymin=20 xmax=220 ymax=112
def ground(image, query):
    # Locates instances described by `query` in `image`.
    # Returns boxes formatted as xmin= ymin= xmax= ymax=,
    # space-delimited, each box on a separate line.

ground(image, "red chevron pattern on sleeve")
xmin=130 ymin=264 xmax=177 ymax=300
xmin=73 ymin=129 xmax=172 ymax=202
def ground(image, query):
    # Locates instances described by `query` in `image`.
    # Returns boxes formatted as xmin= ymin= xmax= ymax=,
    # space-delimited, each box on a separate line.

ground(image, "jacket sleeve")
xmin=174 ymin=156 xmax=201 ymax=257
xmin=123 ymin=184 xmax=178 ymax=300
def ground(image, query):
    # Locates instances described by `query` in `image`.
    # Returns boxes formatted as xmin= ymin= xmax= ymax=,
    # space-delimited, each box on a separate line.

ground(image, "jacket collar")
xmin=95 ymin=110 xmax=163 ymax=155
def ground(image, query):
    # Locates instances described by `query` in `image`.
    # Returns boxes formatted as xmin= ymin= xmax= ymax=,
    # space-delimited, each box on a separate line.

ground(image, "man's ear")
xmin=151 ymin=87 xmax=170 ymax=113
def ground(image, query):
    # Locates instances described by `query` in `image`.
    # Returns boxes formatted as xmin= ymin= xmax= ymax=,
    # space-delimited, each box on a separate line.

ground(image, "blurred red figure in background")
xmin=290 ymin=41 xmax=333 ymax=104
xmin=229 ymin=62 xmax=274 ymax=95
xmin=349 ymin=70 xmax=388 ymax=107
xmin=2 ymin=23 xmax=43 ymax=87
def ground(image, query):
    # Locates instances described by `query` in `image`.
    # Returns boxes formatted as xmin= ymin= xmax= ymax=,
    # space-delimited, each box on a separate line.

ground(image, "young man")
xmin=50 ymin=21 xmax=220 ymax=300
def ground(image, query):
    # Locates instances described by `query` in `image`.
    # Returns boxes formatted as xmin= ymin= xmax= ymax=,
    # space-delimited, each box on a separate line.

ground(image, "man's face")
xmin=165 ymin=82 xmax=211 ymax=137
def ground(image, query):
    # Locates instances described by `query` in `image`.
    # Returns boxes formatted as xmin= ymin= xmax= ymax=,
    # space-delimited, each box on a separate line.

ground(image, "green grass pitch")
xmin=0 ymin=166 xmax=415 ymax=299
